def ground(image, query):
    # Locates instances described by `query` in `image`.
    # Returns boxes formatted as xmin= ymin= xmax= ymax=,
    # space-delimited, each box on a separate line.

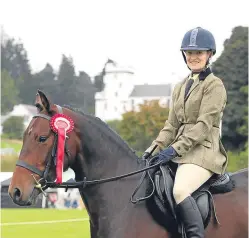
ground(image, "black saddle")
xmin=145 ymin=160 xmax=234 ymax=236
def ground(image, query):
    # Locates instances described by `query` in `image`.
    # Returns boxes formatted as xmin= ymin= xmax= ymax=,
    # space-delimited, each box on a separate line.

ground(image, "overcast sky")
xmin=1 ymin=0 xmax=248 ymax=84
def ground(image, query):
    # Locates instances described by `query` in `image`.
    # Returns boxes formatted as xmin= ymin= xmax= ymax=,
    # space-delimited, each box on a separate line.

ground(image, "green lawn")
xmin=1 ymin=209 xmax=90 ymax=238
xmin=1 ymin=139 xmax=23 ymax=171
xmin=1 ymin=139 xmax=23 ymax=153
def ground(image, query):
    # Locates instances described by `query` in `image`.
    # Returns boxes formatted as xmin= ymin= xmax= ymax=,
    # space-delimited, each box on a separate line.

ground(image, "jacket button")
xmin=177 ymin=147 xmax=181 ymax=150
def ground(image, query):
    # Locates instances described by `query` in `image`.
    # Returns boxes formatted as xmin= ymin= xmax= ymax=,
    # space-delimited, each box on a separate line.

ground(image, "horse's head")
xmin=8 ymin=90 xmax=79 ymax=206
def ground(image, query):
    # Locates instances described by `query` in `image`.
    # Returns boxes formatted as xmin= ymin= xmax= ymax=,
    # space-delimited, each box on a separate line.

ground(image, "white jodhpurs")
xmin=173 ymin=163 xmax=213 ymax=204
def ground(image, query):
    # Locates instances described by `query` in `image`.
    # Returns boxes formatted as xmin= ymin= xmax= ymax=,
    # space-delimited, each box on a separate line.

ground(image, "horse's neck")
xmin=75 ymin=116 xmax=161 ymax=237
xmin=78 ymin=157 xmax=146 ymax=237
xmin=74 ymin=116 xmax=167 ymax=238
xmin=79 ymin=172 xmax=163 ymax=238
xmin=77 ymin=114 xmax=139 ymax=179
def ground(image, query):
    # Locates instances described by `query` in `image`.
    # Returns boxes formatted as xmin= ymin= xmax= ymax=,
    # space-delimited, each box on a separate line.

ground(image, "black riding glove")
xmin=158 ymin=146 xmax=178 ymax=165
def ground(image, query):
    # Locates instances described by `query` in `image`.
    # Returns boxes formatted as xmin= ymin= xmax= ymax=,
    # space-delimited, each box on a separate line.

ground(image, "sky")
xmin=1 ymin=0 xmax=248 ymax=84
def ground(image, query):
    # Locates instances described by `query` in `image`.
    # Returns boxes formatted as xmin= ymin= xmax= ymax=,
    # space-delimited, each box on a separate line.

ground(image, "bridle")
xmin=15 ymin=105 xmax=71 ymax=195
xmin=15 ymin=104 xmax=161 ymax=203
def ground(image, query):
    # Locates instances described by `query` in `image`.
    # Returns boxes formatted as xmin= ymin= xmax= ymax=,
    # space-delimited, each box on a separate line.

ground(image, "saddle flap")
xmin=154 ymin=165 xmax=177 ymax=220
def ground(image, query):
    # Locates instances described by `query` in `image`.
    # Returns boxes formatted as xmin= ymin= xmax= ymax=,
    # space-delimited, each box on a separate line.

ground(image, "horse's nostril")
xmin=13 ymin=188 xmax=22 ymax=201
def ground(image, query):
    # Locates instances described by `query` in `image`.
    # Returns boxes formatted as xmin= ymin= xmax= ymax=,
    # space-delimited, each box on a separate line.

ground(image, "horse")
xmin=9 ymin=90 xmax=248 ymax=238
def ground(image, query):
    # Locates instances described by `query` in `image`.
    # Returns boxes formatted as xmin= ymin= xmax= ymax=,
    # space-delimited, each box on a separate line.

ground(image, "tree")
xmin=57 ymin=55 xmax=76 ymax=83
xmin=107 ymin=119 xmax=122 ymax=134
xmin=93 ymin=58 xmax=116 ymax=92
xmin=54 ymin=55 xmax=77 ymax=106
xmin=77 ymin=71 xmax=96 ymax=114
xmin=1 ymin=38 xmax=34 ymax=104
xmin=32 ymin=63 xmax=57 ymax=100
xmin=117 ymin=100 xmax=169 ymax=153
xmin=2 ymin=116 xmax=24 ymax=139
xmin=54 ymin=56 xmax=96 ymax=114
xmin=1 ymin=70 xmax=19 ymax=114
xmin=212 ymin=26 xmax=248 ymax=151
xmin=94 ymin=74 xmax=105 ymax=92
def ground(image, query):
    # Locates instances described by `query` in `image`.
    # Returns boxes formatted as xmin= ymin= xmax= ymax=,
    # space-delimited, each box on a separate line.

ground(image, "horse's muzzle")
xmin=10 ymin=188 xmax=32 ymax=206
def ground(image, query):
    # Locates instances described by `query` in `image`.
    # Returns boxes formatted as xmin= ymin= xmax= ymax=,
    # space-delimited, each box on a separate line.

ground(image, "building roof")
xmin=129 ymin=84 xmax=171 ymax=97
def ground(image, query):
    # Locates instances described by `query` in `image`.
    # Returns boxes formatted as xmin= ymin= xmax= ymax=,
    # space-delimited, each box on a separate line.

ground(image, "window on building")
xmin=104 ymin=103 xmax=108 ymax=110
xmin=115 ymin=92 xmax=118 ymax=97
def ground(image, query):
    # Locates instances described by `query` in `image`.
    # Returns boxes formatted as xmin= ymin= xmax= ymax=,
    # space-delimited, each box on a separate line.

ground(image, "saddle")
xmin=146 ymin=160 xmax=234 ymax=235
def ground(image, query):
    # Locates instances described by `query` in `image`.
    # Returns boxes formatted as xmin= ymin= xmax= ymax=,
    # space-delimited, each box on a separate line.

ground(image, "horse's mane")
xmin=63 ymin=105 xmax=137 ymax=156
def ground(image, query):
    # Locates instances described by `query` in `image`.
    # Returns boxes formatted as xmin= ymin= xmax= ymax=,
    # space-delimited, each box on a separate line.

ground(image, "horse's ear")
xmin=35 ymin=90 xmax=51 ymax=113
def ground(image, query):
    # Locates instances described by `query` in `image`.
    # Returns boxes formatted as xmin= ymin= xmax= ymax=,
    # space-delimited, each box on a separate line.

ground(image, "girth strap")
xmin=16 ymin=160 xmax=44 ymax=177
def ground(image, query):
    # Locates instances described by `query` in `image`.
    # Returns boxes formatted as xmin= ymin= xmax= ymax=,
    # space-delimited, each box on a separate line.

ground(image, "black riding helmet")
xmin=180 ymin=27 xmax=216 ymax=67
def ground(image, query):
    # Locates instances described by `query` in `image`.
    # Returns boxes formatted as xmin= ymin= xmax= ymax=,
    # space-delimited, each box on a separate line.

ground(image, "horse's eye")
xmin=39 ymin=136 xmax=47 ymax=143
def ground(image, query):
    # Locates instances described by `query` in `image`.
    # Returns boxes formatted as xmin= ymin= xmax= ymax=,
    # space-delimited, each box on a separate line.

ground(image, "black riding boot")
xmin=176 ymin=196 xmax=204 ymax=238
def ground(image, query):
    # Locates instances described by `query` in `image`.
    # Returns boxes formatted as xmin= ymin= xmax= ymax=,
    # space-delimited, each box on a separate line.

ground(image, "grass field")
xmin=1 ymin=139 xmax=23 ymax=153
xmin=1 ymin=139 xmax=23 ymax=172
xmin=1 ymin=209 xmax=90 ymax=238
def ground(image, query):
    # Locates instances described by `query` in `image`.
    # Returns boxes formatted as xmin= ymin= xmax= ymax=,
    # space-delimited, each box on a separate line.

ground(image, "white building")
xmin=95 ymin=64 xmax=174 ymax=121
xmin=129 ymin=84 xmax=172 ymax=111
xmin=95 ymin=64 xmax=136 ymax=121
xmin=1 ymin=104 xmax=37 ymax=134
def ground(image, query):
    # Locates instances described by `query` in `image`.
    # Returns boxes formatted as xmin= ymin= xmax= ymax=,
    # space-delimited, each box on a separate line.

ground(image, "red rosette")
xmin=49 ymin=114 xmax=74 ymax=184
xmin=50 ymin=114 xmax=74 ymax=134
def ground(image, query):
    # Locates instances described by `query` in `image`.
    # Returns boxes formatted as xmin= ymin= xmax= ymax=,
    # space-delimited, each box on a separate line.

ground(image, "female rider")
xmin=143 ymin=27 xmax=228 ymax=238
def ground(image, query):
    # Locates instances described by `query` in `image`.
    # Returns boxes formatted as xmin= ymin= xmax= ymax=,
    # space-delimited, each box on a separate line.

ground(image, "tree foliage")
xmin=1 ymin=70 xmax=19 ymax=114
xmin=212 ymin=26 xmax=248 ymax=151
xmin=2 ymin=116 xmax=24 ymax=139
xmin=227 ymin=143 xmax=248 ymax=172
xmin=1 ymin=37 xmax=99 ymax=115
xmin=32 ymin=63 xmax=57 ymax=97
xmin=108 ymin=100 xmax=169 ymax=153
xmin=1 ymin=38 xmax=34 ymax=104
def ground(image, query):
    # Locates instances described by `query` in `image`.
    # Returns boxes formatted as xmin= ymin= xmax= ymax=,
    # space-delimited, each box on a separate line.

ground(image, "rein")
xmin=16 ymin=105 xmax=160 ymax=203
xmin=47 ymin=159 xmax=160 ymax=188
xmin=45 ymin=155 xmax=160 ymax=203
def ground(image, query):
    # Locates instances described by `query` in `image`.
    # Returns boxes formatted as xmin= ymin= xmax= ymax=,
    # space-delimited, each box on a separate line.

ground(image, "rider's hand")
xmin=158 ymin=146 xmax=178 ymax=165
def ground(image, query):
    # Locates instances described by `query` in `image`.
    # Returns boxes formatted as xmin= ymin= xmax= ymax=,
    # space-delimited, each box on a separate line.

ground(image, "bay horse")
xmin=9 ymin=90 xmax=248 ymax=238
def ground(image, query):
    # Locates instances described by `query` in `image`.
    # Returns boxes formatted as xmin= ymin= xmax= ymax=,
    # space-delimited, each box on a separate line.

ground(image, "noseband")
xmin=15 ymin=104 xmax=161 ymax=203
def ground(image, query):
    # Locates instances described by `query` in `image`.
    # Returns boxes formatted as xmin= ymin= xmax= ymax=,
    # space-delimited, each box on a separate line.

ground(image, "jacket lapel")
xmin=184 ymin=79 xmax=200 ymax=101
xmin=184 ymin=68 xmax=212 ymax=102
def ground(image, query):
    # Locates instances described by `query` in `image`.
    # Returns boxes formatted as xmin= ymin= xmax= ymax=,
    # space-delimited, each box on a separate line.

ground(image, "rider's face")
xmin=185 ymin=50 xmax=212 ymax=72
